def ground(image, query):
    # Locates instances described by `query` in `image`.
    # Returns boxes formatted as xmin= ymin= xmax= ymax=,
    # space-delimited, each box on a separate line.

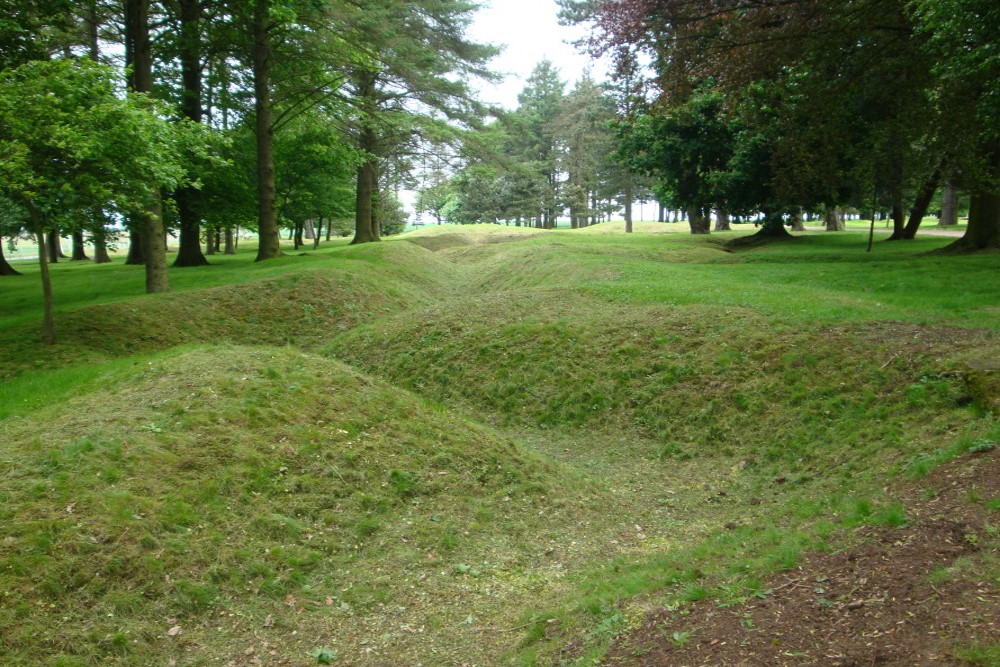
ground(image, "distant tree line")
xmin=0 ymin=0 xmax=495 ymax=342
xmin=549 ymin=0 xmax=999 ymax=250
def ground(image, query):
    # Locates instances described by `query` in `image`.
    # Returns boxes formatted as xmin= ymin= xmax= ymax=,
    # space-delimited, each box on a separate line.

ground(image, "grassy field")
xmin=1 ymin=223 xmax=997 ymax=665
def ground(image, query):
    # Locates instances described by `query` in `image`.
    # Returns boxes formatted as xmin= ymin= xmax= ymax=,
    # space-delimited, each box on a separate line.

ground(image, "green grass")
xmin=1 ymin=224 xmax=997 ymax=665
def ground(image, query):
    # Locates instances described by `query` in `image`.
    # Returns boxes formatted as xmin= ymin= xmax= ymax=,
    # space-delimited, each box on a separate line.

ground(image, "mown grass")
xmin=0 ymin=239 xmax=457 ymax=382
xmin=0 ymin=345 xmax=612 ymax=665
xmin=1 ymin=224 xmax=997 ymax=665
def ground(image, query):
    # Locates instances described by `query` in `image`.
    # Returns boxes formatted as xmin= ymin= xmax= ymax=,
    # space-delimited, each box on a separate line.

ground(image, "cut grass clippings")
xmin=1 ymin=224 xmax=997 ymax=665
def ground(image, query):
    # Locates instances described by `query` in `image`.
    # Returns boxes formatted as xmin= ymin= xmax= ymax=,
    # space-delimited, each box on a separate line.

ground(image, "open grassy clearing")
xmin=1 ymin=224 xmax=998 ymax=665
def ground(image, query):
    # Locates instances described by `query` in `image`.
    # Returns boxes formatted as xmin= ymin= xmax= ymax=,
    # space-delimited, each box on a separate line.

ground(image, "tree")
xmin=341 ymin=0 xmax=498 ymax=244
xmin=125 ymin=0 xmax=170 ymax=292
xmin=509 ymin=60 xmax=565 ymax=229
xmin=552 ymin=73 xmax=617 ymax=228
xmin=0 ymin=59 xmax=195 ymax=343
xmin=619 ymin=85 xmax=735 ymax=234
xmin=911 ymin=0 xmax=1000 ymax=250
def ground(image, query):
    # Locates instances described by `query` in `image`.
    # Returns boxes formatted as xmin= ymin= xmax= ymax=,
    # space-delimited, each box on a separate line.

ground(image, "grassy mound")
xmin=0 ymin=345 xmax=604 ymax=665
xmin=0 ymin=241 xmax=453 ymax=380
xmin=326 ymin=288 xmax=996 ymax=478
xmin=2 ymin=227 xmax=997 ymax=664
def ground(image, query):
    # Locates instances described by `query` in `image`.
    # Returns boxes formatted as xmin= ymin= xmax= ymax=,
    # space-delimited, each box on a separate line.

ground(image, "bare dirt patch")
xmin=605 ymin=450 xmax=1000 ymax=666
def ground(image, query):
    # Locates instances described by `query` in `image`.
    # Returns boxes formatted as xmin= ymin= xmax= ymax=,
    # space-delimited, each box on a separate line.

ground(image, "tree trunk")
xmin=658 ymin=202 xmax=665 ymax=223
xmin=45 ymin=230 xmax=61 ymax=263
xmin=351 ymin=116 xmax=379 ymax=244
xmin=326 ymin=218 xmax=333 ymax=240
xmin=125 ymin=228 xmax=144 ymax=264
xmin=172 ymin=0 xmax=209 ymax=267
xmin=946 ymin=191 xmax=1000 ymax=250
xmin=788 ymin=209 xmax=805 ymax=232
xmin=140 ymin=201 xmax=169 ymax=293
xmin=205 ymin=229 xmax=216 ymax=255
xmin=92 ymin=226 xmax=112 ymax=264
xmin=624 ymin=170 xmax=633 ymax=233
xmin=71 ymin=231 xmax=89 ymax=260
xmin=758 ymin=211 xmax=794 ymax=237
xmin=0 ymin=237 xmax=21 ymax=275
xmin=252 ymin=0 xmax=280 ymax=261
xmin=224 ymin=227 xmax=236 ymax=254
xmin=939 ymin=178 xmax=958 ymax=227
xmin=687 ymin=208 xmax=710 ymax=234
xmin=714 ymin=208 xmax=732 ymax=231
xmin=371 ymin=173 xmax=382 ymax=241
xmin=824 ymin=206 xmax=845 ymax=231
xmin=886 ymin=168 xmax=907 ymax=240
xmin=293 ymin=220 xmax=304 ymax=249
xmin=26 ymin=207 xmax=55 ymax=343
xmin=351 ymin=158 xmax=378 ymax=244
xmin=126 ymin=0 xmax=169 ymax=292
xmin=313 ymin=216 xmax=322 ymax=249
xmin=902 ymin=169 xmax=941 ymax=239
xmin=943 ymin=145 xmax=1000 ymax=251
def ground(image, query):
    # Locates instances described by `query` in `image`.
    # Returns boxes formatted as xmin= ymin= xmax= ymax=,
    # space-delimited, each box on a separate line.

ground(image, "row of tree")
xmin=1 ymin=0 xmax=496 ymax=342
xmin=549 ymin=0 xmax=999 ymax=250
xmin=415 ymin=57 xmax=650 ymax=230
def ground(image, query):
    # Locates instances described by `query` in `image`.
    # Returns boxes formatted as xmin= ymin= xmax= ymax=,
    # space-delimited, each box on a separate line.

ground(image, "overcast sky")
xmin=467 ymin=0 xmax=608 ymax=109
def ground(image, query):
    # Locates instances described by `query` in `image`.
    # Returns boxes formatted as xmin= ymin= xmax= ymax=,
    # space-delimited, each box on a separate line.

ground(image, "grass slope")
xmin=1 ymin=225 xmax=997 ymax=665
xmin=0 ymin=345 xmax=609 ymax=665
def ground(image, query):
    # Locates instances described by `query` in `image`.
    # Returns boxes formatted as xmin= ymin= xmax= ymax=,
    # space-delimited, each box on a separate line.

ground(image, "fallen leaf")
xmin=263 ymin=615 xmax=275 ymax=628
xmin=167 ymin=625 xmax=182 ymax=637
xmin=284 ymin=594 xmax=295 ymax=607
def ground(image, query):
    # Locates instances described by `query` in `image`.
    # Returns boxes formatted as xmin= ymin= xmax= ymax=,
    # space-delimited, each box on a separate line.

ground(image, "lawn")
xmin=1 ymin=224 xmax=997 ymax=665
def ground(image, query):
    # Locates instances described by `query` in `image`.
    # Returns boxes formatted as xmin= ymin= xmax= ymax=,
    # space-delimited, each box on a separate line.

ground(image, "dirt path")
xmin=801 ymin=226 xmax=965 ymax=238
xmin=604 ymin=449 xmax=1000 ymax=666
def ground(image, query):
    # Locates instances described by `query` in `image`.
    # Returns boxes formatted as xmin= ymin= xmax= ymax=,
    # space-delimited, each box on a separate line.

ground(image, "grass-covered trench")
xmin=1 ymin=224 xmax=997 ymax=665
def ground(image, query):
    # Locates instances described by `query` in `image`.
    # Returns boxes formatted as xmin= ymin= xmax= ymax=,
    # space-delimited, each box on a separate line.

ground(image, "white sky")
xmin=467 ymin=0 xmax=608 ymax=109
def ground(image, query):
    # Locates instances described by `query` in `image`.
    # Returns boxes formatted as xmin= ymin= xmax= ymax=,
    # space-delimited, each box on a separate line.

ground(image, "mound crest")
xmin=0 ymin=345 xmax=597 ymax=664
xmin=1 ymin=240 xmax=455 ymax=380
xmin=327 ymin=290 xmax=994 ymax=474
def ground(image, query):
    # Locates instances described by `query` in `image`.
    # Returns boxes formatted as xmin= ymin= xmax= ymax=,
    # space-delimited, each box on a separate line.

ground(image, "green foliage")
xmin=619 ymin=84 xmax=735 ymax=217
xmin=0 ymin=59 xmax=197 ymax=227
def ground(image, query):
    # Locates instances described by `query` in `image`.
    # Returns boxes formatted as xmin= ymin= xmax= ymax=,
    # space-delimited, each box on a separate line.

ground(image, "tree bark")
xmin=172 ymin=0 xmax=209 ymax=267
xmin=125 ymin=228 xmax=144 ymax=264
xmin=46 ymin=230 xmax=61 ymax=263
xmin=788 ymin=208 xmax=805 ymax=232
xmin=92 ymin=226 xmax=112 ymax=263
xmin=824 ymin=206 xmax=845 ymax=231
xmin=687 ymin=208 xmax=710 ymax=234
xmin=351 ymin=158 xmax=377 ymax=244
xmin=758 ymin=211 xmax=794 ymax=237
xmin=224 ymin=227 xmax=236 ymax=254
xmin=126 ymin=0 xmax=169 ymax=292
xmin=351 ymin=116 xmax=379 ymax=244
xmin=939 ymin=178 xmax=958 ymax=227
xmin=942 ymin=145 xmax=1000 ymax=251
xmin=902 ymin=169 xmax=941 ymax=239
xmin=624 ymin=170 xmax=633 ymax=233
xmin=252 ymin=0 xmax=280 ymax=261
xmin=714 ymin=208 xmax=732 ymax=231
xmin=139 ymin=202 xmax=169 ymax=293
xmin=0 ymin=237 xmax=21 ymax=275
xmin=71 ymin=231 xmax=89 ymax=260
xmin=26 ymin=207 xmax=55 ymax=344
